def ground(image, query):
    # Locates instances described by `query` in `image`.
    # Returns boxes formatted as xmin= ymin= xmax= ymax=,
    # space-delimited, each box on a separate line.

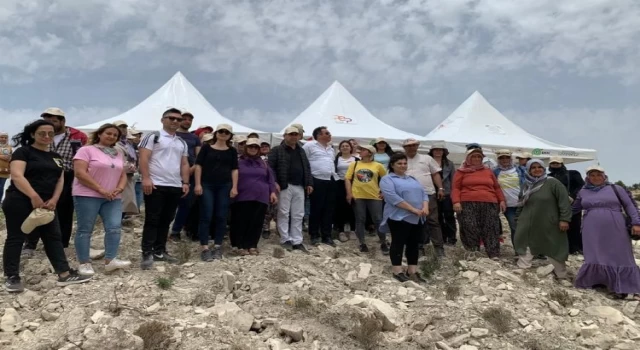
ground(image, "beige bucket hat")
xmin=21 ymin=208 xmax=55 ymax=234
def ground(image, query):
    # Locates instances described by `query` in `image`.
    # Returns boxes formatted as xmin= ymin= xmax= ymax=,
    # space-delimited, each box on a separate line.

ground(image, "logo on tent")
xmin=334 ymin=115 xmax=354 ymax=124
xmin=531 ymin=148 xmax=550 ymax=156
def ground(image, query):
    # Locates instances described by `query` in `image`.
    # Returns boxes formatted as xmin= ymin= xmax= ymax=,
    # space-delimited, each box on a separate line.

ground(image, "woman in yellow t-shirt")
xmin=345 ymin=145 xmax=388 ymax=254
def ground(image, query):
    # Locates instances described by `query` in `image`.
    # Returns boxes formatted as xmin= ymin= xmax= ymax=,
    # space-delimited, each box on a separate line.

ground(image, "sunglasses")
xmin=164 ymin=117 xmax=183 ymax=122
xmin=36 ymin=131 xmax=55 ymax=138
xmin=217 ymin=130 xmax=231 ymax=135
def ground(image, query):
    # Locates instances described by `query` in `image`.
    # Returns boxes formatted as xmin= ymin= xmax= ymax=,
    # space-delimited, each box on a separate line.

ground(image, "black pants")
xmin=25 ymin=171 xmax=75 ymax=249
xmin=309 ymin=178 xmax=336 ymax=240
xmin=141 ymin=186 xmax=182 ymax=255
xmin=333 ymin=180 xmax=355 ymax=232
xmin=568 ymin=212 xmax=583 ymax=254
xmin=388 ymin=219 xmax=422 ymax=266
xmin=420 ymin=194 xmax=444 ymax=249
xmin=3 ymin=192 xmax=70 ymax=277
xmin=438 ymin=195 xmax=457 ymax=244
xmin=230 ymin=201 xmax=267 ymax=250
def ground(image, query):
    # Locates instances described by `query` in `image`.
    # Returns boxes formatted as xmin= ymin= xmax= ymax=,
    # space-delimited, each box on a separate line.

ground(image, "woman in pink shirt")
xmin=73 ymin=124 xmax=130 ymax=276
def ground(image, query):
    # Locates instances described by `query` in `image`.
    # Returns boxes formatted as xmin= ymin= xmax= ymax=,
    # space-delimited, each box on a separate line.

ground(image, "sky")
xmin=1 ymin=0 xmax=639 ymax=183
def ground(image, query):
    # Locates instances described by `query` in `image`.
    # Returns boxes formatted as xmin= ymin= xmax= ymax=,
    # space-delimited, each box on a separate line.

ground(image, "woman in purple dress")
xmin=572 ymin=165 xmax=640 ymax=299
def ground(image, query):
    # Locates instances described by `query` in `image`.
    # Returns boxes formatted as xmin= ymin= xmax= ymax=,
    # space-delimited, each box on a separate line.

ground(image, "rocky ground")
xmin=1 ymin=212 xmax=640 ymax=350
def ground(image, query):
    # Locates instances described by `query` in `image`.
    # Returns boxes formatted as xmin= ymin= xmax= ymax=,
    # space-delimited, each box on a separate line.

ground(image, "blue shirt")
xmin=374 ymin=153 xmax=390 ymax=169
xmin=176 ymin=131 xmax=202 ymax=166
xmin=379 ymin=172 xmax=429 ymax=232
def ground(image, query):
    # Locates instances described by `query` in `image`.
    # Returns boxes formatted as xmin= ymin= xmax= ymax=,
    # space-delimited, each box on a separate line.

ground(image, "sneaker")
xmin=140 ymin=254 xmax=154 ymax=270
xmin=359 ymin=244 xmax=369 ymax=253
xmin=380 ymin=242 xmax=390 ymax=255
xmin=392 ymin=272 xmax=410 ymax=283
xmin=169 ymin=234 xmax=181 ymax=243
xmin=211 ymin=246 xmax=223 ymax=260
xmin=409 ymin=272 xmax=427 ymax=283
xmin=78 ymin=263 xmax=95 ymax=276
xmin=57 ymin=270 xmax=92 ymax=286
xmin=292 ymin=244 xmax=310 ymax=254
xmin=104 ymin=259 xmax=132 ymax=272
xmin=4 ymin=276 xmax=24 ymax=293
xmin=281 ymin=241 xmax=293 ymax=251
xmin=338 ymin=232 xmax=349 ymax=242
xmin=322 ymin=238 xmax=336 ymax=247
xmin=21 ymin=248 xmax=35 ymax=258
xmin=153 ymin=252 xmax=179 ymax=264
xmin=311 ymin=238 xmax=321 ymax=246
xmin=200 ymin=249 xmax=213 ymax=262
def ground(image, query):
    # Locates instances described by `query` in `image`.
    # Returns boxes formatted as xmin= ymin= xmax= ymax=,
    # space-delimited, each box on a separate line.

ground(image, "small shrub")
xmin=351 ymin=315 xmax=382 ymax=350
xmin=481 ymin=307 xmax=513 ymax=333
xmin=268 ymin=269 xmax=290 ymax=284
xmin=521 ymin=272 xmax=538 ymax=286
xmin=549 ymin=289 xmax=573 ymax=307
xmin=168 ymin=266 xmax=181 ymax=280
xmin=291 ymin=295 xmax=315 ymax=313
xmin=176 ymin=241 xmax=192 ymax=264
xmin=272 ymin=247 xmax=285 ymax=259
xmin=419 ymin=246 xmax=441 ymax=278
xmin=445 ymin=283 xmax=461 ymax=300
xmin=156 ymin=277 xmax=174 ymax=290
xmin=134 ymin=321 xmax=172 ymax=350
xmin=633 ymin=194 xmax=640 ymax=202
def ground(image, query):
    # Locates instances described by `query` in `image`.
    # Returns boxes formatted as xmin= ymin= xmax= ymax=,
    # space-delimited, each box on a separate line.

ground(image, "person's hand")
xmin=346 ymin=193 xmax=353 ymax=203
xmin=98 ymin=188 xmax=114 ymax=201
xmin=453 ymin=203 xmax=462 ymax=213
xmin=275 ymin=183 xmax=281 ymax=193
xmin=437 ymin=188 xmax=444 ymax=200
xmin=632 ymin=225 xmax=640 ymax=236
xmin=30 ymin=195 xmax=45 ymax=209
xmin=142 ymin=178 xmax=155 ymax=195
xmin=270 ymin=192 xmax=278 ymax=205
xmin=559 ymin=221 xmax=570 ymax=232
xmin=181 ymin=184 xmax=190 ymax=198
xmin=110 ymin=188 xmax=123 ymax=198
xmin=421 ymin=206 xmax=429 ymax=217
xmin=499 ymin=201 xmax=507 ymax=213
xmin=230 ymin=187 xmax=238 ymax=198
xmin=43 ymin=199 xmax=57 ymax=211
xmin=194 ymin=185 xmax=203 ymax=196
xmin=306 ymin=186 xmax=313 ymax=195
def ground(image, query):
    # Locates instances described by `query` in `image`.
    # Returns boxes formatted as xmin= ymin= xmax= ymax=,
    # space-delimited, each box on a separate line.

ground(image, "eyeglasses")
xmin=217 ymin=130 xmax=231 ymax=135
xmin=164 ymin=117 xmax=183 ymax=122
xmin=36 ymin=131 xmax=55 ymax=138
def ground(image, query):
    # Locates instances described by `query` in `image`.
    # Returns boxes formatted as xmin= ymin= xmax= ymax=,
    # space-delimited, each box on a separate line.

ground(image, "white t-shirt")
xmin=336 ymin=156 xmax=357 ymax=180
xmin=497 ymin=168 xmax=520 ymax=207
xmin=406 ymin=154 xmax=442 ymax=195
xmin=53 ymin=133 xmax=65 ymax=147
xmin=139 ymin=130 xmax=188 ymax=188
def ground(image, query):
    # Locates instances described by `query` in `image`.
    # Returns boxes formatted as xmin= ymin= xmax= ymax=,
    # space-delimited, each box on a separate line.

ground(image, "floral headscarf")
xmin=517 ymin=159 xmax=548 ymax=207
xmin=457 ymin=149 xmax=486 ymax=173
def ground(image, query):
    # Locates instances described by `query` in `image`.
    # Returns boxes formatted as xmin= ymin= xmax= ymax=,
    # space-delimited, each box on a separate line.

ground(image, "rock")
xmin=18 ymin=329 xmax=35 ymax=342
xmin=623 ymin=301 xmax=639 ymax=317
xmin=41 ymin=310 xmax=60 ymax=322
xmin=155 ymin=266 xmax=165 ymax=272
xmin=63 ymin=287 xmax=73 ymax=295
xmin=495 ymin=270 xmax=522 ymax=283
xmin=536 ymin=264 xmax=555 ymax=277
xmin=365 ymin=298 xmax=399 ymax=331
xmin=518 ymin=319 xmax=530 ymax=327
xmin=462 ymin=271 xmax=479 ymax=281
xmin=91 ymin=310 xmax=106 ymax=323
xmin=273 ymin=248 xmax=286 ymax=259
xmin=460 ymin=346 xmax=478 ymax=350
xmin=569 ymin=308 xmax=580 ymax=317
xmin=435 ymin=341 xmax=454 ymax=350
xmin=82 ymin=324 xmax=144 ymax=350
xmin=211 ymin=302 xmax=255 ymax=332
xmin=222 ymin=271 xmax=236 ymax=293
xmin=585 ymin=306 xmax=625 ymax=324
xmin=279 ymin=324 xmax=304 ymax=342
xmin=358 ymin=263 xmax=372 ymax=279
xmin=614 ymin=342 xmax=639 ymax=350
xmin=581 ymin=324 xmax=599 ymax=338
xmin=90 ymin=249 xmax=105 ymax=260
xmin=496 ymin=283 xmax=508 ymax=290
xmin=0 ymin=308 xmax=22 ymax=332
xmin=470 ymin=328 xmax=489 ymax=338
xmin=548 ymin=301 xmax=564 ymax=315
xmin=186 ymin=273 xmax=196 ymax=279
xmin=403 ymin=280 xmax=428 ymax=291
xmin=412 ymin=317 xmax=432 ymax=331
xmin=146 ymin=302 xmax=161 ymax=312
xmin=17 ymin=290 xmax=42 ymax=308
xmin=267 ymin=338 xmax=285 ymax=350
xmin=448 ymin=333 xmax=470 ymax=347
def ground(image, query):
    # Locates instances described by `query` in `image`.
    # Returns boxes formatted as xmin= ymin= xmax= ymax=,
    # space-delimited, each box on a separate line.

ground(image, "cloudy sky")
xmin=1 ymin=0 xmax=639 ymax=183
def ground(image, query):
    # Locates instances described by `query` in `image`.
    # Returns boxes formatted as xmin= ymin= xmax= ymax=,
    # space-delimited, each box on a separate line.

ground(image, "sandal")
xmin=609 ymin=292 xmax=629 ymax=300
xmin=238 ymin=249 xmax=249 ymax=256
xmin=249 ymin=248 xmax=259 ymax=256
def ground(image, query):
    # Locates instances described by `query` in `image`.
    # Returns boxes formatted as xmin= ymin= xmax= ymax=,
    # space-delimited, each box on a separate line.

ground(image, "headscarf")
xmin=518 ymin=159 xmax=548 ymax=207
xmin=497 ymin=157 xmax=515 ymax=171
xmin=457 ymin=149 xmax=486 ymax=173
xmin=583 ymin=170 xmax=609 ymax=192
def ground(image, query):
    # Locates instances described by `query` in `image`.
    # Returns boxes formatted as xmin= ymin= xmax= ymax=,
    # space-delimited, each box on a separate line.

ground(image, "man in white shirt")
xmin=303 ymin=126 xmax=338 ymax=247
xmin=138 ymin=108 xmax=190 ymax=270
xmin=403 ymin=138 xmax=446 ymax=257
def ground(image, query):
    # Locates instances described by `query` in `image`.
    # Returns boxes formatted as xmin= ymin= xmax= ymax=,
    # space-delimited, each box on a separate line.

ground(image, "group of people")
xmin=2 ymin=108 xmax=639 ymax=300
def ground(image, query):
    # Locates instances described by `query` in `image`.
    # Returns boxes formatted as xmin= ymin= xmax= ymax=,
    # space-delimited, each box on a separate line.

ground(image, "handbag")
xmin=610 ymin=184 xmax=639 ymax=240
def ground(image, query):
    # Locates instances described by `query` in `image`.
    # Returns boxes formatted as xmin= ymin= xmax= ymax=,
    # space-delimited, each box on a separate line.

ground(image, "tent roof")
xmin=424 ymin=91 xmax=597 ymax=163
xmin=276 ymin=81 xmax=423 ymax=148
xmin=77 ymin=71 xmax=261 ymax=134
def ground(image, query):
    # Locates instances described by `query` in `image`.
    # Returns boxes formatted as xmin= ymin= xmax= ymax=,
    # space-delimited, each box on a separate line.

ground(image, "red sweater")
xmin=451 ymin=168 xmax=505 ymax=204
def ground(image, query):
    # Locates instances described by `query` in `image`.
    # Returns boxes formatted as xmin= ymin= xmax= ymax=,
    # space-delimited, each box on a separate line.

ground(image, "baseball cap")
xmin=516 ymin=152 xmax=532 ymax=159
xmin=234 ymin=135 xmax=247 ymax=144
xmin=181 ymin=111 xmax=194 ymax=117
xmin=402 ymin=138 xmax=420 ymax=147
xmin=21 ymin=208 xmax=55 ymax=234
xmin=549 ymin=156 xmax=564 ymax=164
xmin=113 ymin=120 xmax=128 ymax=127
xmin=284 ymin=126 xmax=300 ymax=135
xmin=291 ymin=123 xmax=305 ymax=133
xmin=41 ymin=107 xmax=65 ymax=118
xmin=359 ymin=145 xmax=376 ymax=154
xmin=495 ymin=149 xmax=512 ymax=157
xmin=246 ymin=138 xmax=260 ymax=146
xmin=586 ymin=165 xmax=605 ymax=174
xmin=374 ymin=137 xmax=387 ymax=144
xmin=215 ymin=124 xmax=233 ymax=133
xmin=465 ymin=143 xmax=482 ymax=150
xmin=129 ymin=128 xmax=142 ymax=136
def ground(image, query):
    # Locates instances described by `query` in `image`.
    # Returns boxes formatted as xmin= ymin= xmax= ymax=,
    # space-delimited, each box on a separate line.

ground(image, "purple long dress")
xmin=572 ymin=185 xmax=640 ymax=294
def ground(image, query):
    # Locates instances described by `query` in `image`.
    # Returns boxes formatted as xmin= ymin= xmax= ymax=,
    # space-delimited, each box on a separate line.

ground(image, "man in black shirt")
xmin=268 ymin=127 xmax=313 ymax=253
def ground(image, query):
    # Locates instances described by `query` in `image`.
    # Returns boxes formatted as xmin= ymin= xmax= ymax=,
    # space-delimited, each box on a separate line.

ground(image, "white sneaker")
xmin=105 ymin=259 xmax=132 ymax=272
xmin=78 ymin=263 xmax=95 ymax=276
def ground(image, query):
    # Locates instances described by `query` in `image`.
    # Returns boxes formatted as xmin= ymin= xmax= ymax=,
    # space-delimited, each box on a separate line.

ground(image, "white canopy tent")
xmin=77 ymin=71 xmax=265 ymax=137
xmin=273 ymin=81 xmax=424 ymax=149
xmin=424 ymin=91 xmax=597 ymax=164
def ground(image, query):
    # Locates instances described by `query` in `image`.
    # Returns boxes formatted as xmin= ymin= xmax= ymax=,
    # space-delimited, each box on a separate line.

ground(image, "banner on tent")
xmin=334 ymin=115 xmax=356 ymax=124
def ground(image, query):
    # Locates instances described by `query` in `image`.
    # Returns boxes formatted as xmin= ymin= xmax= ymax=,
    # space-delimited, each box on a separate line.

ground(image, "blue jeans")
xmin=0 ymin=178 xmax=6 ymax=203
xmin=504 ymin=206 xmax=517 ymax=247
xmin=198 ymin=183 xmax=232 ymax=246
xmin=171 ymin=182 xmax=195 ymax=235
xmin=135 ymin=182 xmax=143 ymax=210
xmin=73 ymin=196 xmax=123 ymax=263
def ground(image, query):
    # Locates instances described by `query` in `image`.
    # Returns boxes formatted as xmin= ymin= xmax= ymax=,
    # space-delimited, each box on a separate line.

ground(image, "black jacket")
xmin=549 ymin=166 xmax=584 ymax=200
xmin=267 ymin=141 xmax=313 ymax=190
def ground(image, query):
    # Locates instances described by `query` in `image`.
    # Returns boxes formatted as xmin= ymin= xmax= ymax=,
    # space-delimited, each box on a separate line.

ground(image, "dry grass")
xmin=156 ymin=277 xmax=174 ymax=290
xmin=481 ymin=307 xmax=513 ymax=333
xmin=272 ymin=247 xmax=285 ymax=259
xmin=290 ymin=295 xmax=316 ymax=314
xmin=176 ymin=241 xmax=192 ymax=264
xmin=549 ymin=289 xmax=573 ymax=307
xmin=267 ymin=269 xmax=290 ymax=284
xmin=191 ymin=291 xmax=215 ymax=307
xmin=134 ymin=321 xmax=173 ymax=350
xmin=445 ymin=283 xmax=461 ymax=300
xmin=419 ymin=246 xmax=442 ymax=278
xmin=168 ymin=265 xmax=181 ymax=280
xmin=351 ymin=315 xmax=383 ymax=350
xmin=332 ymin=249 xmax=341 ymax=259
